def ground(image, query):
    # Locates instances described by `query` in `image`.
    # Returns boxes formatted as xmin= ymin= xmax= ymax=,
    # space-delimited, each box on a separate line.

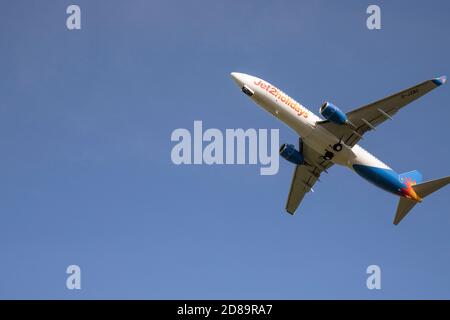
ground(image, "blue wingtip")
xmin=432 ymin=75 xmax=447 ymax=87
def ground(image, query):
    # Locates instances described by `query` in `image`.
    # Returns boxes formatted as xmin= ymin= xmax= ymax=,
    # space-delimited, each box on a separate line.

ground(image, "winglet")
xmin=432 ymin=75 xmax=447 ymax=87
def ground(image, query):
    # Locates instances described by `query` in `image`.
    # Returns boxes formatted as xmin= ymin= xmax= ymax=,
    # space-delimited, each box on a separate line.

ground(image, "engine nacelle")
xmin=319 ymin=102 xmax=347 ymax=125
xmin=279 ymin=144 xmax=304 ymax=165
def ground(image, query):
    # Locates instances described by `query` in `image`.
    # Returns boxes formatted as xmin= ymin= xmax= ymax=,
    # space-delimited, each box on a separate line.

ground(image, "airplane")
xmin=230 ymin=72 xmax=449 ymax=225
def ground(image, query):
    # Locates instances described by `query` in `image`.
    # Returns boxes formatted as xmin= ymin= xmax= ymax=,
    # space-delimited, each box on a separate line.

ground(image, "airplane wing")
xmin=286 ymin=140 xmax=334 ymax=214
xmin=317 ymin=76 xmax=447 ymax=147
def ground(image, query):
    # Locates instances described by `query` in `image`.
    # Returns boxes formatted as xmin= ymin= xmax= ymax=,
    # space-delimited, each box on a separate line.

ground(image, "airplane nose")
xmin=231 ymin=72 xmax=255 ymax=97
xmin=230 ymin=72 xmax=244 ymax=87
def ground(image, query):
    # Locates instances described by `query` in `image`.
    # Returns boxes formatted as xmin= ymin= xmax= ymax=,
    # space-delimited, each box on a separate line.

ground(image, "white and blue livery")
xmin=231 ymin=72 xmax=449 ymax=225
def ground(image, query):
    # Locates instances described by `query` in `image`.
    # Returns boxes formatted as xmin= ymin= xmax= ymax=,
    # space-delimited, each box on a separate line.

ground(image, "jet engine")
xmin=319 ymin=102 xmax=347 ymax=125
xmin=279 ymin=144 xmax=304 ymax=165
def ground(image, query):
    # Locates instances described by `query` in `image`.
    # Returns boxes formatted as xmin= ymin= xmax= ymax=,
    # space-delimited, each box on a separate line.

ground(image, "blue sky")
xmin=1 ymin=0 xmax=449 ymax=299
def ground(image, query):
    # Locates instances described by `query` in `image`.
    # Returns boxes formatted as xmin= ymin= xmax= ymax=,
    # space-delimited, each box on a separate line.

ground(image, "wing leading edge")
xmin=317 ymin=76 xmax=447 ymax=147
xmin=286 ymin=140 xmax=334 ymax=214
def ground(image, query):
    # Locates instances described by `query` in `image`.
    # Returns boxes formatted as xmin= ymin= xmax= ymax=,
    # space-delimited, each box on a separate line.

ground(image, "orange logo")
xmin=401 ymin=177 xmax=422 ymax=202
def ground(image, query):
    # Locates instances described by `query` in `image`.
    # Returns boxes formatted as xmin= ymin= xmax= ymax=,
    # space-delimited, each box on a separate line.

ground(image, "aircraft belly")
xmin=303 ymin=126 xmax=356 ymax=167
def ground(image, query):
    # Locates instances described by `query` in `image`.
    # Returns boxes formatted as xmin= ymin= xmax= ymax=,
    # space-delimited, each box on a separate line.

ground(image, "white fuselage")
xmin=231 ymin=73 xmax=390 ymax=171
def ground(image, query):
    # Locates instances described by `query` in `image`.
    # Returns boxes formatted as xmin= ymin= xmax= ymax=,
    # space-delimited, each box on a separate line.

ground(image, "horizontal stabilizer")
xmin=394 ymin=197 xmax=417 ymax=225
xmin=412 ymin=176 xmax=450 ymax=198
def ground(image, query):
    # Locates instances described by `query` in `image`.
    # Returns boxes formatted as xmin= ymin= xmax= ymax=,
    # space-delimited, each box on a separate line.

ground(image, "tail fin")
xmin=393 ymin=176 xmax=450 ymax=225
xmin=399 ymin=170 xmax=423 ymax=184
